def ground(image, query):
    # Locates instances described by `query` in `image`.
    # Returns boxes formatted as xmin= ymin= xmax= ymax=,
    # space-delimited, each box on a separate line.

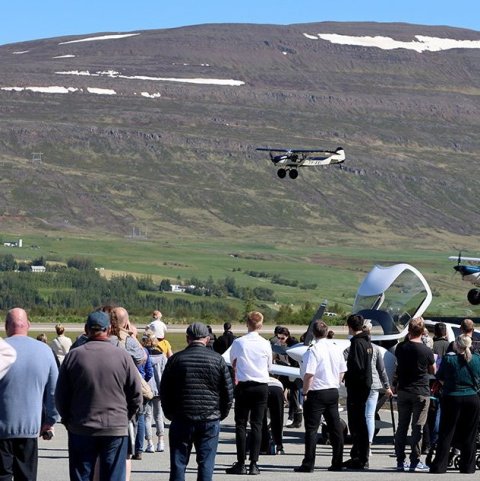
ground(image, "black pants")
xmin=302 ymin=388 xmax=344 ymax=469
xmin=234 ymin=382 xmax=268 ymax=463
xmin=0 ymin=438 xmax=38 ymax=481
xmin=347 ymin=386 xmax=370 ymax=465
xmin=431 ymin=394 xmax=480 ymax=474
xmin=261 ymin=385 xmax=284 ymax=451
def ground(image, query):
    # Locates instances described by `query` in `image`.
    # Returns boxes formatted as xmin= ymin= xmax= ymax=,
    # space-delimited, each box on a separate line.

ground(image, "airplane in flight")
xmin=449 ymin=254 xmax=480 ymax=305
xmin=256 ymin=146 xmax=345 ymax=179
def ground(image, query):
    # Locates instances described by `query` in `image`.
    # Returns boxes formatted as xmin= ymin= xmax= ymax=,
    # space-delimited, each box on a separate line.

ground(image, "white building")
xmin=31 ymin=265 xmax=46 ymax=273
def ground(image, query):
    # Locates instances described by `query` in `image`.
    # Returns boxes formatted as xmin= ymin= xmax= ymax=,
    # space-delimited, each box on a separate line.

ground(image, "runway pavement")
xmin=38 ymin=408 xmax=476 ymax=480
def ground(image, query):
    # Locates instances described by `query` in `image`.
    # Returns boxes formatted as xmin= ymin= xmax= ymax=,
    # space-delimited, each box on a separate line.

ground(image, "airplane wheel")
xmin=289 ymin=169 xmax=298 ymax=179
xmin=467 ymin=288 xmax=480 ymax=305
xmin=277 ymin=168 xmax=287 ymax=179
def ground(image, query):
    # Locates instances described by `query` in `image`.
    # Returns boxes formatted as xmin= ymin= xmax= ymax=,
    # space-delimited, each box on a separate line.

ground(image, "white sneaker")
xmin=146 ymin=442 xmax=155 ymax=453
xmin=285 ymin=419 xmax=294 ymax=427
xmin=156 ymin=440 xmax=165 ymax=452
xmin=410 ymin=461 xmax=429 ymax=472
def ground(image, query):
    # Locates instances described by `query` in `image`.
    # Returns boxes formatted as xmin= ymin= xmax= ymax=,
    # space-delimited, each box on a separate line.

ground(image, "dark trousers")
xmin=431 ymin=395 xmax=480 ymax=474
xmin=169 ymin=418 xmax=220 ymax=481
xmin=346 ymin=386 xmax=370 ymax=464
xmin=0 ymin=438 xmax=38 ymax=481
xmin=234 ymin=382 xmax=268 ymax=463
xmin=302 ymin=388 xmax=344 ymax=469
xmin=261 ymin=385 xmax=284 ymax=451
xmin=394 ymin=391 xmax=430 ymax=463
xmin=68 ymin=432 xmax=128 ymax=481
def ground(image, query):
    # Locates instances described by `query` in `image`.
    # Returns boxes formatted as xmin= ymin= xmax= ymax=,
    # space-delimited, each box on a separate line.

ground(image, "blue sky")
xmin=2 ymin=0 xmax=479 ymax=46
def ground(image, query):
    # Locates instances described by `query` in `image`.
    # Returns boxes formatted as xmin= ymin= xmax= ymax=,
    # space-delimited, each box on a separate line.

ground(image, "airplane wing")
xmin=256 ymin=147 xmax=291 ymax=152
xmin=449 ymin=256 xmax=480 ymax=263
xmin=256 ymin=147 xmax=341 ymax=153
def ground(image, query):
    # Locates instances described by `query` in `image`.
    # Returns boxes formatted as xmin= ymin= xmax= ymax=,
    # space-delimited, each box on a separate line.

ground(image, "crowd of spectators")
xmin=1 ymin=308 xmax=480 ymax=480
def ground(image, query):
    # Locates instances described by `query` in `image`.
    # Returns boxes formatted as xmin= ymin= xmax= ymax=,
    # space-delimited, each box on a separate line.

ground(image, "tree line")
xmin=0 ymin=254 xmax=345 ymax=324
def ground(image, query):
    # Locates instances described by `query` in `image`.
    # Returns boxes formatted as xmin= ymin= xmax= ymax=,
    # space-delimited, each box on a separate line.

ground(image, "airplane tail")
xmin=333 ymin=147 xmax=345 ymax=163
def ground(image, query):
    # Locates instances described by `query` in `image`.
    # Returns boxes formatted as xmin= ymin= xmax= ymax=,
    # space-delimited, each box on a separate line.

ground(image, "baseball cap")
xmin=186 ymin=322 xmax=209 ymax=340
xmin=86 ymin=311 xmax=110 ymax=330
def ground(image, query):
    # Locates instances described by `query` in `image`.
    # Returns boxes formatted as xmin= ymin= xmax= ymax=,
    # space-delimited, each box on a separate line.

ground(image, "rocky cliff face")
xmin=0 ymin=22 xmax=479 ymax=244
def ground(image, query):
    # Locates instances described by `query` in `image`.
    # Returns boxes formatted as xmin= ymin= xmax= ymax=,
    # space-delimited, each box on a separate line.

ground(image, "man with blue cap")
xmin=55 ymin=310 xmax=142 ymax=481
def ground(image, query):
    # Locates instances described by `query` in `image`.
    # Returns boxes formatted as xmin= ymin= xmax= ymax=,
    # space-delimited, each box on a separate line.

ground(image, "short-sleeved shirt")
xmin=230 ymin=331 xmax=272 ymax=383
xmin=302 ymin=338 xmax=347 ymax=391
xmin=395 ymin=340 xmax=435 ymax=396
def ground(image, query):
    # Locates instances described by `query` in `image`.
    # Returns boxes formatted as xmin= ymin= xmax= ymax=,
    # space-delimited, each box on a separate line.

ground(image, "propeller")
xmin=303 ymin=299 xmax=328 ymax=346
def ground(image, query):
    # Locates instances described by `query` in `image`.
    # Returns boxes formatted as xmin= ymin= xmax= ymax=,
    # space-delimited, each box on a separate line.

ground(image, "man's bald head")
xmin=111 ymin=306 xmax=129 ymax=329
xmin=5 ymin=308 xmax=30 ymax=337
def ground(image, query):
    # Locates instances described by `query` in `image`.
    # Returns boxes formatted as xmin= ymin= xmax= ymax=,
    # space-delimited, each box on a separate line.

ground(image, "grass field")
xmin=1 ymin=231 xmax=479 ymax=318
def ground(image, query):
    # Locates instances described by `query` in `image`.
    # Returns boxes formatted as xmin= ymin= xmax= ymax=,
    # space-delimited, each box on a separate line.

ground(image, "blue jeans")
xmin=169 ymin=418 xmax=220 ymax=481
xmin=68 ymin=432 xmax=128 ymax=481
xmin=135 ymin=412 xmax=145 ymax=454
xmin=365 ymin=389 xmax=379 ymax=443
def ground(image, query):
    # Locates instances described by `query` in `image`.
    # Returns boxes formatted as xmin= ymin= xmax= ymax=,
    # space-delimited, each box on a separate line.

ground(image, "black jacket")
xmin=213 ymin=331 xmax=236 ymax=355
xmin=344 ymin=331 xmax=373 ymax=390
xmin=160 ymin=342 xmax=233 ymax=422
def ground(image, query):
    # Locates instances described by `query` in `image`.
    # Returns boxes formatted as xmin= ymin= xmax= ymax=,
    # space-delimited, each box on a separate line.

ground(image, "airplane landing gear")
xmin=467 ymin=288 xmax=480 ymax=305
xmin=289 ymin=169 xmax=298 ymax=179
xmin=277 ymin=168 xmax=299 ymax=179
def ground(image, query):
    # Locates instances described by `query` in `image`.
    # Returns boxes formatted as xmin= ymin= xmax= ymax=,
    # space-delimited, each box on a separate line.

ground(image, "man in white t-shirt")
xmin=148 ymin=310 xmax=168 ymax=339
xmin=226 ymin=311 xmax=272 ymax=476
xmin=294 ymin=320 xmax=347 ymax=473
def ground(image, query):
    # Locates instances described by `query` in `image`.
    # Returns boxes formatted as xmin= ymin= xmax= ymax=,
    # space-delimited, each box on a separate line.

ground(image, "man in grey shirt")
xmin=55 ymin=311 xmax=142 ymax=481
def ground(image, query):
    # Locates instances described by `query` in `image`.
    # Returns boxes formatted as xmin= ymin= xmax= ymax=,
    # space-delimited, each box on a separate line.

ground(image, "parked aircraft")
xmin=449 ymin=254 xmax=480 ymax=305
xmin=224 ymin=263 xmax=431 ymax=377
xmin=256 ymin=146 xmax=345 ymax=179
xmin=223 ymin=262 xmax=477 ymax=436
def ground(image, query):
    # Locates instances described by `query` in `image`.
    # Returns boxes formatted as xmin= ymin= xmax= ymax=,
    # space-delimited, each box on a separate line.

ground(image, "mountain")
xmin=0 ymin=22 xmax=479 ymax=247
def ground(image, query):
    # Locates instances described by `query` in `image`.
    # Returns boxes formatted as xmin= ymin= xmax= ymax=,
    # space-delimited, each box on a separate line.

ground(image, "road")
xmin=37 ymin=408 xmax=476 ymax=481
xmin=4 ymin=323 xmax=350 ymax=336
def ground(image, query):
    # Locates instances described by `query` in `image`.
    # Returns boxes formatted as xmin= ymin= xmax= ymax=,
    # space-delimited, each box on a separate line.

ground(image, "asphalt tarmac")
xmin=37 ymin=408 xmax=477 ymax=481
